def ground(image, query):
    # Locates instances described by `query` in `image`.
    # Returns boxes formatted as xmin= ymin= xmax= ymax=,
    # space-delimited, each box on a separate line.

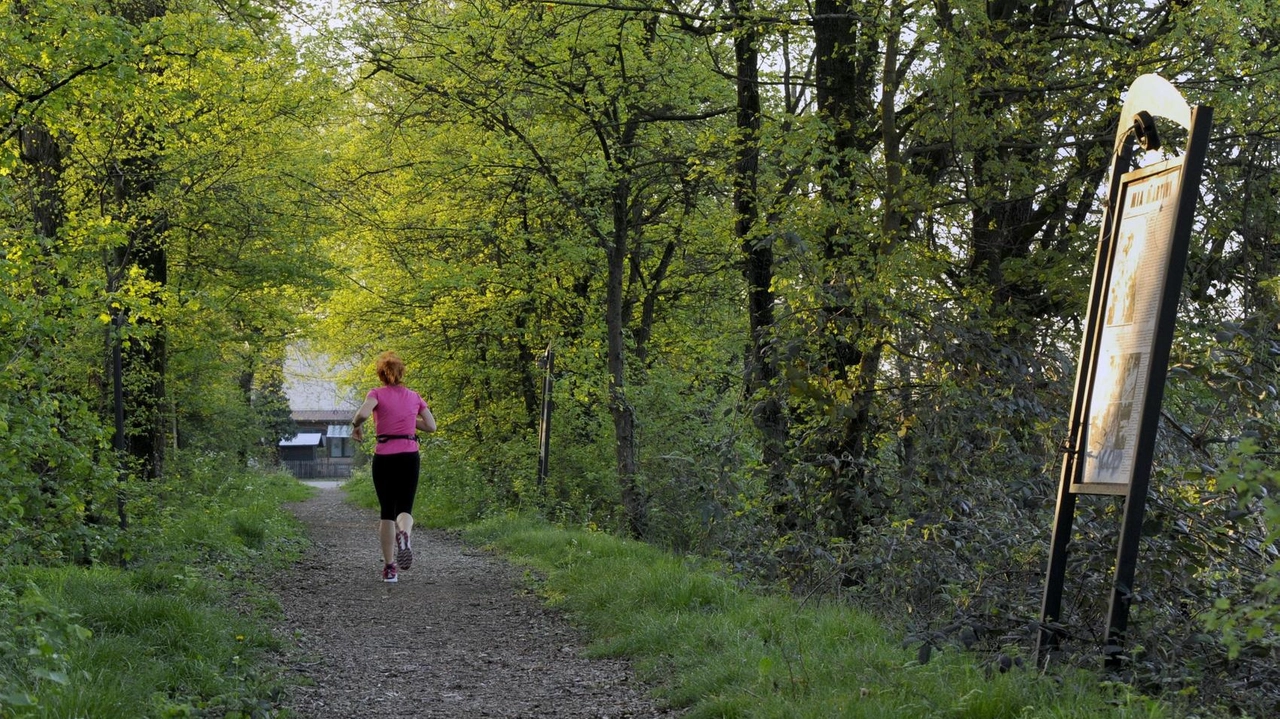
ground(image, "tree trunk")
xmin=830 ymin=16 xmax=904 ymax=535
xmin=605 ymin=205 xmax=646 ymax=536
xmin=112 ymin=151 xmax=169 ymax=480
xmin=238 ymin=358 xmax=255 ymax=465
xmin=104 ymin=0 xmax=171 ymax=481
xmin=19 ymin=125 xmax=64 ymax=247
xmin=598 ymin=109 xmax=648 ymax=537
xmin=730 ymin=0 xmax=789 ymax=488
xmin=803 ymin=0 xmax=885 ymax=538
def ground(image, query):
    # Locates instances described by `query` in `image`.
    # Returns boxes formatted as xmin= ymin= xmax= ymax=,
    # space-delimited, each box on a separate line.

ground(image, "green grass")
xmin=342 ymin=468 xmax=380 ymax=513
xmin=0 ymin=469 xmax=311 ymax=718
xmin=460 ymin=515 xmax=1170 ymax=719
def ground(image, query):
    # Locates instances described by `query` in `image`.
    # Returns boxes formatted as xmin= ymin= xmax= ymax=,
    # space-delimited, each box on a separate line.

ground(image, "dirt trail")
xmin=277 ymin=486 xmax=676 ymax=718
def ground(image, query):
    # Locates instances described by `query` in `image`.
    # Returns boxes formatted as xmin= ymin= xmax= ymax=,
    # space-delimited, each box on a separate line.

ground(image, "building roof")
xmin=280 ymin=432 xmax=325 ymax=447
xmin=293 ymin=409 xmax=353 ymax=423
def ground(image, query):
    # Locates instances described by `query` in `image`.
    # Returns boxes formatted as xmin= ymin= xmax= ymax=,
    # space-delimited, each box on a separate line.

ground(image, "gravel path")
xmin=277 ymin=486 xmax=676 ymax=718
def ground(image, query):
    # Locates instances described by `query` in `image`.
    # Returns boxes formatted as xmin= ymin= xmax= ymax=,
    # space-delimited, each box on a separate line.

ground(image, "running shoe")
xmin=396 ymin=529 xmax=414 ymax=570
xmin=383 ymin=562 xmax=398 ymax=583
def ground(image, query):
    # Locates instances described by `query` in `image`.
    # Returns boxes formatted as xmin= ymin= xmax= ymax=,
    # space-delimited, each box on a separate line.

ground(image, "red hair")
xmin=375 ymin=351 xmax=406 ymax=386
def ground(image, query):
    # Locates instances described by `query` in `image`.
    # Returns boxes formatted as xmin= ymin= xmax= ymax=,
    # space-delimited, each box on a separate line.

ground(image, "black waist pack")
xmin=376 ymin=434 xmax=418 ymax=443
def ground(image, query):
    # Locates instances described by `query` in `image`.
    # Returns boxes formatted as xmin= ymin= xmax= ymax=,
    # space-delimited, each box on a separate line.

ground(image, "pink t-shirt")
xmin=368 ymin=385 xmax=427 ymax=455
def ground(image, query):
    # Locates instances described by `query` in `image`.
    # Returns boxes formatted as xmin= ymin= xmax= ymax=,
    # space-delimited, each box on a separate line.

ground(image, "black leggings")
xmin=371 ymin=451 xmax=420 ymax=521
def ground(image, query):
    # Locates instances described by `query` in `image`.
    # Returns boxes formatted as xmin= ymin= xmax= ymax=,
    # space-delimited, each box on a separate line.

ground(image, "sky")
xmin=282 ymin=0 xmax=352 ymax=42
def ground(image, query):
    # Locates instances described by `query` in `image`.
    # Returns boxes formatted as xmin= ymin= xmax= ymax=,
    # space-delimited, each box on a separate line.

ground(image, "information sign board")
xmin=1077 ymin=162 xmax=1183 ymax=491
xmin=1037 ymin=74 xmax=1212 ymax=665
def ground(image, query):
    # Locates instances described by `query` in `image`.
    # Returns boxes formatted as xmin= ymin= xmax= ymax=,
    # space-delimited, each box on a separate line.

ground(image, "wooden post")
xmin=537 ymin=345 xmax=554 ymax=489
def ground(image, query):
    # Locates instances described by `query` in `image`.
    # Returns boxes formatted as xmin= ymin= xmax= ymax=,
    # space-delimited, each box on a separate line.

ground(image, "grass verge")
xmin=464 ymin=515 xmax=1168 ymax=719
xmin=0 ymin=468 xmax=310 ymax=718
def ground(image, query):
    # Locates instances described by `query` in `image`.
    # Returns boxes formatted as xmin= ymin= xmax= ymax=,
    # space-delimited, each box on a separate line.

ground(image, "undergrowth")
xmin=0 ymin=461 xmax=310 ymax=718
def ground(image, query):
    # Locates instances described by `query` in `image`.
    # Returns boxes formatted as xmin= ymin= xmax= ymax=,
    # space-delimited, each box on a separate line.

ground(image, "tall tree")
xmin=337 ymin=0 xmax=737 ymax=534
xmin=0 ymin=0 xmax=339 ymax=557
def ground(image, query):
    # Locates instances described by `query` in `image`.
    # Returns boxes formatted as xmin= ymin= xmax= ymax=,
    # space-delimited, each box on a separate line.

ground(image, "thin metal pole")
xmin=1038 ymin=135 xmax=1134 ymax=664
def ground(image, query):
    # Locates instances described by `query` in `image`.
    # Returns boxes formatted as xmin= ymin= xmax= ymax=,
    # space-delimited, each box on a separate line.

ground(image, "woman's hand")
xmin=351 ymin=396 xmax=377 ymax=443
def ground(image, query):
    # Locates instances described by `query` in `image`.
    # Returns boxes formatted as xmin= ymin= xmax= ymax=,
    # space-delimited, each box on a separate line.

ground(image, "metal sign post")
xmin=1038 ymin=75 xmax=1212 ymax=666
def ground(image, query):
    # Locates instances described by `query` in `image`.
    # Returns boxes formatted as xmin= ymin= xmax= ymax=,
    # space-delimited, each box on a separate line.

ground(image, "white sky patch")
xmin=280 ymin=0 xmax=363 ymax=76
xmin=283 ymin=0 xmax=352 ymax=41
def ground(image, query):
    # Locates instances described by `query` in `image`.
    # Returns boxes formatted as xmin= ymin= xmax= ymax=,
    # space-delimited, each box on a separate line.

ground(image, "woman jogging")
xmin=351 ymin=351 xmax=436 ymax=583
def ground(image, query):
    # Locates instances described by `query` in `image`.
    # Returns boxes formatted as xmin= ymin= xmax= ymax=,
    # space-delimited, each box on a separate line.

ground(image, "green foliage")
xmin=630 ymin=367 xmax=761 ymax=554
xmin=0 ymin=383 xmax=120 ymax=565
xmin=0 ymin=0 xmax=340 ymax=563
xmin=0 ymin=253 xmax=121 ymax=563
xmin=313 ymin=0 xmax=1280 ymax=709
xmin=1202 ymin=440 xmax=1280 ymax=659
xmin=318 ymin=0 xmax=742 ymax=534
xmin=4 ymin=0 xmax=1279 ymax=714
xmin=0 ymin=583 xmax=92 ymax=712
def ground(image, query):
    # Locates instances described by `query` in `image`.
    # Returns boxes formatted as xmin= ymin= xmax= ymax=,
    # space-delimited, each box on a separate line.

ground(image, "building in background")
xmin=281 ymin=346 xmax=361 ymax=479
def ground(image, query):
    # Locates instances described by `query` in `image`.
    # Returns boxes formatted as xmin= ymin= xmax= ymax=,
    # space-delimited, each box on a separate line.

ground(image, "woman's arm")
xmin=350 ymin=395 xmax=377 ymax=442
xmin=416 ymin=404 xmax=437 ymax=434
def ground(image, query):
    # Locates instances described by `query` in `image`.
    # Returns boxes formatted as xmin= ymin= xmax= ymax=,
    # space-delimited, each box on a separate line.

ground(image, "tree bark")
xmin=18 ymin=125 xmax=64 ymax=247
xmin=106 ymin=0 xmax=170 ymax=481
xmin=803 ymin=0 xmax=885 ymax=538
xmin=730 ymin=0 xmax=789 ymax=489
xmin=111 ymin=150 xmax=169 ymax=480
xmin=600 ymin=108 xmax=648 ymax=537
xmin=606 ymin=192 xmax=646 ymax=536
